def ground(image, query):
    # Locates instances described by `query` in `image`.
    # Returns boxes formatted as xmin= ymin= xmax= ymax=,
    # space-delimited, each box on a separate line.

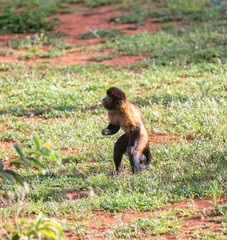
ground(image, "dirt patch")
xmin=0 ymin=194 xmax=226 ymax=240
xmin=0 ymin=5 xmax=186 ymax=67
xmin=0 ymin=141 xmax=15 ymax=150
xmin=63 ymin=196 xmax=226 ymax=239
xmin=64 ymin=190 xmax=89 ymax=200
xmin=0 ymin=126 xmax=12 ymax=134
xmin=149 ymin=133 xmax=194 ymax=145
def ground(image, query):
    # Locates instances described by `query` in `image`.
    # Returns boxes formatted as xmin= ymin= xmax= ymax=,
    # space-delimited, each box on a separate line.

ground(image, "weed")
xmin=9 ymin=33 xmax=68 ymax=49
xmin=109 ymin=12 xmax=149 ymax=24
xmin=83 ymin=0 xmax=120 ymax=7
xmin=189 ymin=230 xmax=226 ymax=239
xmin=9 ymin=32 xmax=74 ymax=59
xmin=214 ymin=205 xmax=227 ymax=216
xmin=0 ymin=48 xmax=13 ymax=56
xmin=104 ymin=212 xmax=181 ymax=238
xmin=78 ymin=28 xmax=122 ymax=39
xmin=90 ymin=52 xmax=114 ymax=62
xmin=0 ymin=9 xmax=57 ymax=34
xmin=151 ymin=15 xmax=176 ymax=23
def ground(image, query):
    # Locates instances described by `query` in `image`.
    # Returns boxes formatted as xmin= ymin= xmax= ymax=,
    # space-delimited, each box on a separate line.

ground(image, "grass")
xmin=99 ymin=21 xmax=227 ymax=66
xmin=0 ymin=9 xmax=57 ymax=34
xmin=0 ymin=64 xmax=226 ymax=214
xmin=8 ymin=32 xmax=74 ymax=59
xmin=104 ymin=212 xmax=181 ymax=238
xmin=78 ymin=28 xmax=122 ymax=39
xmin=0 ymin=0 xmax=227 ymax=238
xmin=109 ymin=11 xmax=149 ymax=24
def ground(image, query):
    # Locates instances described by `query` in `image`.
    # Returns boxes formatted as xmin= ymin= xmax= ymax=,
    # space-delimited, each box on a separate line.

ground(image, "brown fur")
xmin=108 ymin=101 xmax=149 ymax=154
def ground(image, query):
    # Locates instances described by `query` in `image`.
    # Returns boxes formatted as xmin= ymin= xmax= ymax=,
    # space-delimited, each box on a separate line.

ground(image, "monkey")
xmin=101 ymin=87 xmax=151 ymax=174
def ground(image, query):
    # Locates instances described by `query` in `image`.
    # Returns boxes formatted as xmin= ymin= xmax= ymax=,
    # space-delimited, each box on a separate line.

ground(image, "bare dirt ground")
xmin=0 ymin=4 xmax=226 ymax=240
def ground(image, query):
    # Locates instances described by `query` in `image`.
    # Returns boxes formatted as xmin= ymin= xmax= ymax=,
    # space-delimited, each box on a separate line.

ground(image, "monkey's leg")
xmin=114 ymin=134 xmax=129 ymax=172
xmin=129 ymin=153 xmax=141 ymax=174
xmin=140 ymin=143 xmax=151 ymax=170
xmin=140 ymin=154 xmax=146 ymax=164
xmin=127 ymin=124 xmax=140 ymax=155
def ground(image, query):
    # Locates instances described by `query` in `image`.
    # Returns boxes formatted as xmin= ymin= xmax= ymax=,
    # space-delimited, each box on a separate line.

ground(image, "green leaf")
xmin=0 ymin=170 xmax=14 ymax=183
xmin=13 ymin=144 xmax=24 ymax=158
xmin=11 ymin=157 xmax=32 ymax=168
xmin=40 ymin=228 xmax=57 ymax=239
xmin=0 ymin=160 xmax=3 ymax=170
xmin=28 ymin=150 xmax=43 ymax=156
xmin=33 ymin=135 xmax=41 ymax=149
xmin=27 ymin=157 xmax=45 ymax=170
xmin=12 ymin=234 xmax=20 ymax=240
xmin=49 ymin=152 xmax=62 ymax=165
xmin=4 ymin=170 xmax=25 ymax=186
xmin=0 ymin=190 xmax=9 ymax=200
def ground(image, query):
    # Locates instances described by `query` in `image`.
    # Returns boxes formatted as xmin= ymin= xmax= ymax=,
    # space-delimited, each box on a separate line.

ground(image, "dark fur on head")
xmin=107 ymin=87 xmax=126 ymax=102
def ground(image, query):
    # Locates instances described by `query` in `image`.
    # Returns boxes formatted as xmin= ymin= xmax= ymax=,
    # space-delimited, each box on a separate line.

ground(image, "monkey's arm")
xmin=102 ymin=124 xmax=120 ymax=135
xmin=127 ymin=124 xmax=140 ymax=155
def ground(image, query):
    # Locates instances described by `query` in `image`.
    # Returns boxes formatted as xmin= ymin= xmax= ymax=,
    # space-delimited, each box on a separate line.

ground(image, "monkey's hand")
xmin=102 ymin=128 xmax=110 ymax=135
xmin=102 ymin=124 xmax=120 ymax=135
xmin=127 ymin=145 xmax=136 ymax=155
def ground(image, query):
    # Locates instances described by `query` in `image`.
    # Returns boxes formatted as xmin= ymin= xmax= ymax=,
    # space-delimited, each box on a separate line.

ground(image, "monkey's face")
xmin=102 ymin=95 xmax=123 ymax=110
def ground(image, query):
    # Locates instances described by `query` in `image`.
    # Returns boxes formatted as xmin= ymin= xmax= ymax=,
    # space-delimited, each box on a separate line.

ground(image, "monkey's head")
xmin=102 ymin=87 xmax=126 ymax=110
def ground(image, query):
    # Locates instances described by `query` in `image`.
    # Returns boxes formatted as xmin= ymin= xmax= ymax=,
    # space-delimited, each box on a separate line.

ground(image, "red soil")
xmin=149 ymin=133 xmax=194 ymax=145
xmin=0 ymin=5 xmax=185 ymax=66
xmin=64 ymin=196 xmax=227 ymax=239
xmin=1 ymin=195 xmax=225 ymax=239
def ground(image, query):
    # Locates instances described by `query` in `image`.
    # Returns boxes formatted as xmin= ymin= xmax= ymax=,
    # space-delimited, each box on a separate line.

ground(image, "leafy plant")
xmin=12 ymin=135 xmax=61 ymax=174
xmin=90 ymin=52 xmax=114 ymax=61
xmin=11 ymin=212 xmax=64 ymax=240
xmin=0 ymin=9 xmax=57 ymax=34
xmin=0 ymin=135 xmax=61 ymax=200
xmin=0 ymin=160 xmax=28 ymax=199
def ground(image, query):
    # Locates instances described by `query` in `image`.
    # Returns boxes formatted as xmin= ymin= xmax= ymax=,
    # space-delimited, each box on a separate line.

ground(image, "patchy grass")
xmin=0 ymin=63 xmax=226 ymax=217
xmin=0 ymin=0 xmax=227 ymax=238
xmin=78 ymin=28 xmax=122 ymax=39
xmin=104 ymin=212 xmax=181 ymax=238
xmin=109 ymin=11 xmax=149 ymax=24
xmin=83 ymin=0 xmax=120 ymax=7
xmin=100 ymin=21 xmax=227 ymax=66
xmin=9 ymin=32 xmax=74 ymax=59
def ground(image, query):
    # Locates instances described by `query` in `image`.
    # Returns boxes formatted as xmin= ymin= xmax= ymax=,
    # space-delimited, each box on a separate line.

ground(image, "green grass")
xmin=8 ymin=32 xmax=74 ymax=59
xmin=109 ymin=12 xmax=149 ymax=24
xmin=0 ymin=0 xmax=227 ymax=238
xmin=99 ymin=21 xmax=227 ymax=66
xmin=0 ymin=63 xmax=226 ymax=218
xmin=0 ymin=9 xmax=57 ymax=34
xmin=83 ymin=0 xmax=120 ymax=7
xmin=189 ymin=231 xmax=227 ymax=239
xmin=78 ymin=28 xmax=122 ymax=39
xmin=104 ymin=212 xmax=181 ymax=238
